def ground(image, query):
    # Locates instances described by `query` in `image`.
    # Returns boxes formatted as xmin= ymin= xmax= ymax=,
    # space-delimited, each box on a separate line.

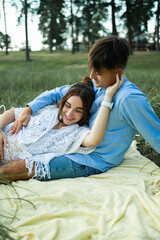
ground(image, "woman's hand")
xmin=104 ymin=72 xmax=125 ymax=102
xmin=0 ymin=130 xmax=8 ymax=159
xmin=8 ymin=106 xmax=32 ymax=135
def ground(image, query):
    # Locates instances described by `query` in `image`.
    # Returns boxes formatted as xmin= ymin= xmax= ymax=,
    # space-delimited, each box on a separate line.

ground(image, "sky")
xmin=0 ymin=3 xmax=156 ymax=51
xmin=0 ymin=5 xmax=43 ymax=51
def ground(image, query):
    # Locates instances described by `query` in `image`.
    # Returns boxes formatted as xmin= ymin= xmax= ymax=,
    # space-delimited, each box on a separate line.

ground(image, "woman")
xmin=0 ymin=74 xmax=124 ymax=181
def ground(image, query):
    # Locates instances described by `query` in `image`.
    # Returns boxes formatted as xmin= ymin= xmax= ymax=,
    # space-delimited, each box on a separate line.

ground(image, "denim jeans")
xmin=36 ymin=156 xmax=102 ymax=181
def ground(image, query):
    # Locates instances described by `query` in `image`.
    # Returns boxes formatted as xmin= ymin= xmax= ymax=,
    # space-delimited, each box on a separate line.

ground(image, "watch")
xmin=101 ymin=100 xmax=114 ymax=110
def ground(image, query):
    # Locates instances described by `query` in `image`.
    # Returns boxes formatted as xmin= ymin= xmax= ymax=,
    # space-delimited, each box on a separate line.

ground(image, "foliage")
xmin=71 ymin=0 xmax=109 ymax=44
xmin=38 ymin=0 xmax=66 ymax=52
xmin=0 ymin=176 xmax=37 ymax=239
xmin=10 ymin=0 xmax=39 ymax=60
xmin=0 ymin=223 xmax=15 ymax=240
xmin=120 ymin=0 xmax=155 ymax=53
xmin=11 ymin=0 xmax=38 ymax=24
xmin=0 ymin=32 xmax=11 ymax=50
xmin=2 ymin=0 xmax=158 ymax=53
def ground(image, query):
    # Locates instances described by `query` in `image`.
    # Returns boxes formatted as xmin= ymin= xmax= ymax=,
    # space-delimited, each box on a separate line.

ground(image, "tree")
xmin=111 ymin=0 xmax=118 ymax=36
xmin=70 ymin=0 xmax=75 ymax=54
xmin=81 ymin=0 xmax=109 ymax=45
xmin=38 ymin=0 xmax=66 ymax=53
xmin=0 ymin=31 xmax=11 ymax=50
xmin=65 ymin=0 xmax=109 ymax=52
xmin=2 ymin=0 xmax=9 ymax=54
xmin=125 ymin=0 xmax=133 ymax=54
xmin=65 ymin=0 xmax=83 ymax=53
xmin=121 ymin=0 xmax=155 ymax=54
xmin=11 ymin=0 xmax=37 ymax=61
xmin=155 ymin=0 xmax=159 ymax=50
xmin=24 ymin=0 xmax=29 ymax=61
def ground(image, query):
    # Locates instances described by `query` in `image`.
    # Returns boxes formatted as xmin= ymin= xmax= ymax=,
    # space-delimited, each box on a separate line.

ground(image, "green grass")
xmin=0 ymin=51 xmax=89 ymax=108
xmin=0 ymin=50 xmax=160 ymax=239
xmin=0 ymin=50 xmax=160 ymax=165
xmin=123 ymin=52 xmax=160 ymax=165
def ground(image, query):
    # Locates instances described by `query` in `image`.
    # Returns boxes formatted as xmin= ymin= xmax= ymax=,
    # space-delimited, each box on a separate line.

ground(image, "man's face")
xmin=90 ymin=68 xmax=119 ymax=88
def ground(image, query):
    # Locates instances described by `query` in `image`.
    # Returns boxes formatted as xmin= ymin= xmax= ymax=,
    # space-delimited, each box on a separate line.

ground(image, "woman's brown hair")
xmin=58 ymin=76 xmax=95 ymax=126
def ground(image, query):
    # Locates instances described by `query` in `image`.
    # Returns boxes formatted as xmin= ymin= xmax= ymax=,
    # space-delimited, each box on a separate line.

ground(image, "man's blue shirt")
xmin=27 ymin=78 xmax=160 ymax=172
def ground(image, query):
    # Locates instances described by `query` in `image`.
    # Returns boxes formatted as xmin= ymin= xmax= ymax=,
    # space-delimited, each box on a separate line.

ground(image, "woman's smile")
xmin=62 ymin=96 xmax=84 ymax=126
xmin=64 ymin=114 xmax=74 ymax=121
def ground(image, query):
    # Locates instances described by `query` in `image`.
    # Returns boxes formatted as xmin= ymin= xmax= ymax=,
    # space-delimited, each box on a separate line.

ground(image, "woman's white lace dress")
xmin=3 ymin=105 xmax=94 ymax=178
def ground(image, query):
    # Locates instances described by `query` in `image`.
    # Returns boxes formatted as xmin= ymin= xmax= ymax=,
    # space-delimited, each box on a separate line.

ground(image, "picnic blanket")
xmin=0 ymin=140 xmax=160 ymax=240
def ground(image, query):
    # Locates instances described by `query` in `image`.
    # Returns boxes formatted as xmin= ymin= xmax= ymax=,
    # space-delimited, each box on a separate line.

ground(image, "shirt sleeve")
xmin=121 ymin=92 xmax=160 ymax=153
xmin=26 ymin=85 xmax=71 ymax=114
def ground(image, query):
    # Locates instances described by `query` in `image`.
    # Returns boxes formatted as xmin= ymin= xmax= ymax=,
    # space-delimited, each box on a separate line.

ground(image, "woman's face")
xmin=62 ymin=95 xmax=84 ymax=126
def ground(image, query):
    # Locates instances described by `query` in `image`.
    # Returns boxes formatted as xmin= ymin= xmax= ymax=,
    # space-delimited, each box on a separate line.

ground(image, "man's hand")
xmin=8 ymin=106 xmax=32 ymax=135
xmin=0 ymin=130 xmax=8 ymax=159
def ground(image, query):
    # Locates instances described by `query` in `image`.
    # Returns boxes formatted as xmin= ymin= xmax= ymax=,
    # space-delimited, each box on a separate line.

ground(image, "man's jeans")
xmin=36 ymin=155 xmax=102 ymax=181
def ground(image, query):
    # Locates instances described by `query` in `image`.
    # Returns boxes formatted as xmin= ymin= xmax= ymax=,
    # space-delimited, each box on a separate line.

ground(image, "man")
xmin=1 ymin=35 xmax=160 ymax=179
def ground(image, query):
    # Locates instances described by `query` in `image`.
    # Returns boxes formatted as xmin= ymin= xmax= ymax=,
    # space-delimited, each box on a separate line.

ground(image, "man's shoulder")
xmin=116 ymin=78 xmax=146 ymax=102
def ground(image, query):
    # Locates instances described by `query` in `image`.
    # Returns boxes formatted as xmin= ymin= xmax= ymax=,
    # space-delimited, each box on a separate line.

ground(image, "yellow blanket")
xmin=0 ymin=141 xmax=160 ymax=240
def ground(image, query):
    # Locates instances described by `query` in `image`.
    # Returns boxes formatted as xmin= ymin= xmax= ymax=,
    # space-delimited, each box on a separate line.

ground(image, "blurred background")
xmin=0 ymin=0 xmax=159 ymax=57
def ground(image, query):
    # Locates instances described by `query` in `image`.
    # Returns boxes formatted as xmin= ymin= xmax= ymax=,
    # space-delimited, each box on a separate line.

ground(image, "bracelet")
xmin=101 ymin=100 xmax=114 ymax=110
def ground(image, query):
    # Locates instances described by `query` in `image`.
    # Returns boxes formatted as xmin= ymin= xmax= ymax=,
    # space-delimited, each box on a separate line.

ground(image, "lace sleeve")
xmin=66 ymin=126 xmax=96 ymax=154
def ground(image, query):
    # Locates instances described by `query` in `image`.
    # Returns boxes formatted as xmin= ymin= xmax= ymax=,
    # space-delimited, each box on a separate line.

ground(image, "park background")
xmin=0 ymin=1 xmax=160 ymax=169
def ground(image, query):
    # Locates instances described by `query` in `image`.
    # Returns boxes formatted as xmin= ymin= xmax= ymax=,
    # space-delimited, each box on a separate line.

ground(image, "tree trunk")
xmin=2 ymin=0 xmax=8 ymax=55
xmin=24 ymin=0 xmax=30 ymax=61
xmin=49 ymin=16 xmax=53 ymax=53
xmin=70 ymin=0 xmax=75 ymax=54
xmin=126 ymin=0 xmax=133 ymax=54
xmin=111 ymin=0 xmax=118 ymax=36
xmin=156 ymin=0 xmax=159 ymax=51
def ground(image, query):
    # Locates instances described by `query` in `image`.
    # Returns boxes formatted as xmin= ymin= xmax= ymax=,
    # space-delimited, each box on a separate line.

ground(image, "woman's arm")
xmin=82 ymin=73 xmax=125 ymax=147
xmin=0 ymin=109 xmax=15 ymax=158
xmin=9 ymin=85 xmax=71 ymax=135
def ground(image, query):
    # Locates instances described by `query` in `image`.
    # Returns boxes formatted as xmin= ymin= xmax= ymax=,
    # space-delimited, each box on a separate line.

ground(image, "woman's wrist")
xmin=104 ymin=95 xmax=113 ymax=102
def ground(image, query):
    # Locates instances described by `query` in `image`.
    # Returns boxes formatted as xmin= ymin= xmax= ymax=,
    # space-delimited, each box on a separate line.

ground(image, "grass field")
xmin=0 ymin=50 xmax=160 ymax=165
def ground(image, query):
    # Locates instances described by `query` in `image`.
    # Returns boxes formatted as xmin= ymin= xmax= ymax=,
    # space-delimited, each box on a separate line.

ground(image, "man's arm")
xmin=9 ymin=85 xmax=71 ymax=135
xmin=27 ymin=85 xmax=70 ymax=114
xmin=122 ymin=93 xmax=160 ymax=153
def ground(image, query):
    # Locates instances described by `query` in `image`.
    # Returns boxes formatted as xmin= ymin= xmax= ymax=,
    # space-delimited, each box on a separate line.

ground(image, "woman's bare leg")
xmin=0 ymin=160 xmax=35 ymax=181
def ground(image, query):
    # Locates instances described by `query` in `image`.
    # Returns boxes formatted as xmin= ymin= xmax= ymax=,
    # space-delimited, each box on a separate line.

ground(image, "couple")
xmin=0 ymin=35 xmax=160 ymax=181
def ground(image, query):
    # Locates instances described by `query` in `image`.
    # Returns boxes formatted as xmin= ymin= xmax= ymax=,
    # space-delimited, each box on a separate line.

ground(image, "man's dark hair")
xmin=88 ymin=35 xmax=130 ymax=71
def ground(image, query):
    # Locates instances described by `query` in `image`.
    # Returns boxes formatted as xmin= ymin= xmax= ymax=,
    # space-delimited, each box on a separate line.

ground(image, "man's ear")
xmin=117 ymin=69 xmax=123 ymax=79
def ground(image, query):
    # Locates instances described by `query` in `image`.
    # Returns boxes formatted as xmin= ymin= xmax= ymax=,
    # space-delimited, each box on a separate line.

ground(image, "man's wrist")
xmin=25 ymin=106 xmax=32 ymax=114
